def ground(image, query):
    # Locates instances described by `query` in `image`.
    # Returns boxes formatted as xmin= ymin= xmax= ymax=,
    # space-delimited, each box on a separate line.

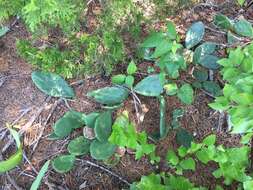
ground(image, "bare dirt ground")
xmin=0 ymin=1 xmax=252 ymax=190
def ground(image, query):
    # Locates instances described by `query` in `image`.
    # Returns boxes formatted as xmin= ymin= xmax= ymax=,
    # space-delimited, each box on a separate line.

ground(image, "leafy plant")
xmin=109 ymin=111 xmax=160 ymax=163
xmin=167 ymin=134 xmax=252 ymax=187
xmin=209 ymin=43 xmax=253 ymax=134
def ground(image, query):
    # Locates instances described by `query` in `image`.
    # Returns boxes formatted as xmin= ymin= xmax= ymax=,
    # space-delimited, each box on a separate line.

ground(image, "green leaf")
xmin=199 ymin=55 xmax=220 ymax=70
xmin=47 ymin=132 xmax=61 ymax=140
xmin=202 ymin=81 xmax=222 ymax=97
xmin=159 ymin=96 xmax=167 ymax=139
xmin=53 ymin=111 xmax=85 ymax=138
xmin=234 ymin=19 xmax=253 ymax=37
xmin=30 ymin=160 xmax=50 ymax=190
xmin=178 ymin=146 xmax=188 ymax=157
xmin=90 ymin=140 xmax=116 ymax=160
xmin=0 ymin=26 xmax=9 ymax=37
xmin=111 ymin=74 xmax=126 ymax=85
xmin=0 ymin=128 xmax=23 ymax=173
xmin=31 ymin=71 xmax=75 ymax=98
xmin=193 ymin=69 xmax=208 ymax=81
xmin=179 ymin=158 xmax=196 ymax=170
xmin=167 ymin=21 xmax=177 ymax=40
xmin=151 ymin=39 xmax=172 ymax=58
xmin=193 ymin=42 xmax=217 ymax=64
xmin=177 ymin=84 xmax=194 ymax=105
xmin=125 ymin=75 xmax=135 ymax=88
xmin=243 ymin=180 xmax=253 ymax=190
xmin=203 ymin=134 xmax=216 ymax=146
xmin=67 ymin=136 xmax=91 ymax=156
xmin=164 ymin=83 xmax=178 ymax=96
xmin=83 ymin=112 xmax=100 ymax=128
xmin=166 ymin=150 xmax=179 ymax=165
xmin=196 ymin=148 xmax=211 ymax=164
xmin=185 ymin=21 xmax=205 ymax=49
xmin=141 ymin=32 xmax=165 ymax=48
xmin=209 ymin=97 xmax=230 ymax=111
xmin=134 ymin=75 xmax=163 ymax=97
xmin=94 ymin=111 xmax=112 ymax=142
xmin=176 ymin=129 xmax=193 ymax=148
xmin=240 ymin=133 xmax=253 ymax=144
xmin=231 ymin=93 xmax=253 ymax=105
xmin=52 ymin=155 xmax=75 ymax=173
xmin=127 ymin=61 xmax=137 ymax=75
xmin=87 ymin=86 xmax=129 ymax=105
xmin=237 ymin=0 xmax=245 ymax=6
xmin=227 ymin=31 xmax=240 ymax=45
xmin=213 ymin=14 xmax=233 ymax=30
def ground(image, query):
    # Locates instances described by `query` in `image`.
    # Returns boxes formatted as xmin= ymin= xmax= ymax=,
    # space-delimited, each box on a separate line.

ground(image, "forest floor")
xmin=0 ymin=1 xmax=253 ymax=190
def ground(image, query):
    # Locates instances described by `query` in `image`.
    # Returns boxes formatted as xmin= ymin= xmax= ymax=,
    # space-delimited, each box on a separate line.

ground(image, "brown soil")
xmin=0 ymin=1 xmax=252 ymax=190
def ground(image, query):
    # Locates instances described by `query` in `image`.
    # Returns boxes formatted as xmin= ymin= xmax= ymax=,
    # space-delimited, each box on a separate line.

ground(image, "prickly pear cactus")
xmin=90 ymin=140 xmax=116 ymax=160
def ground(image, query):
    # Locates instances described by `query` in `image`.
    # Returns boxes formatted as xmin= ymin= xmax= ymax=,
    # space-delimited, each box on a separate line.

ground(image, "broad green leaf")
xmin=167 ymin=21 xmax=177 ymax=40
xmin=151 ymin=39 xmax=172 ymax=58
xmin=87 ymin=86 xmax=129 ymax=105
xmin=141 ymin=32 xmax=165 ymax=48
xmin=234 ymin=19 xmax=253 ymax=37
xmin=47 ymin=132 xmax=61 ymax=140
xmin=166 ymin=150 xmax=179 ymax=165
xmin=193 ymin=42 xmax=217 ymax=64
xmin=199 ymin=55 xmax=220 ymax=70
xmin=243 ymin=180 xmax=253 ymax=190
xmin=127 ymin=61 xmax=137 ymax=75
xmin=0 ymin=26 xmax=9 ymax=37
xmin=177 ymin=84 xmax=194 ymax=105
xmin=31 ymin=71 xmax=75 ymax=98
xmin=185 ymin=22 xmax=205 ymax=49
xmin=176 ymin=129 xmax=193 ymax=148
xmin=159 ymin=96 xmax=167 ymax=139
xmin=209 ymin=97 xmax=230 ymax=111
xmin=111 ymin=74 xmax=126 ymax=85
xmin=164 ymin=83 xmax=178 ymax=95
xmin=202 ymin=81 xmax=222 ymax=97
xmin=231 ymin=93 xmax=253 ymax=105
xmin=53 ymin=111 xmax=85 ymax=138
xmin=0 ymin=128 xmax=23 ymax=173
xmin=228 ymin=47 xmax=244 ymax=66
xmin=193 ymin=69 xmax=208 ymax=81
xmin=178 ymin=146 xmax=188 ymax=157
xmin=227 ymin=31 xmax=240 ymax=45
xmin=67 ymin=137 xmax=91 ymax=156
xmin=167 ymin=175 xmax=194 ymax=189
xmin=213 ymin=14 xmax=233 ymax=30
xmin=83 ymin=112 xmax=100 ymax=128
xmin=240 ymin=132 xmax=253 ymax=144
xmin=30 ymin=160 xmax=50 ymax=190
xmin=196 ymin=148 xmax=211 ymax=164
xmin=94 ymin=111 xmax=112 ymax=142
xmin=203 ymin=134 xmax=216 ymax=146
xmin=134 ymin=75 xmax=163 ymax=97
xmin=52 ymin=155 xmax=75 ymax=173
xmin=90 ymin=140 xmax=116 ymax=160
xmin=179 ymin=158 xmax=196 ymax=170
xmin=125 ymin=75 xmax=135 ymax=88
